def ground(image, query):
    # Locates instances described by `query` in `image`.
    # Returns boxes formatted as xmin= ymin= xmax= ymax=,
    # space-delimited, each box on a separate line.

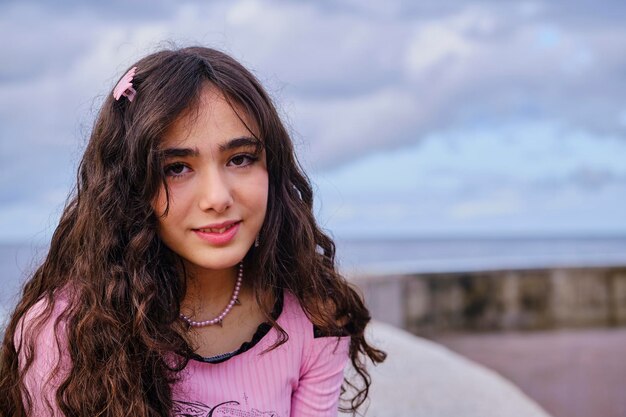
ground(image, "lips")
xmin=192 ymin=221 xmax=241 ymax=245
xmin=194 ymin=220 xmax=240 ymax=232
xmin=196 ymin=223 xmax=237 ymax=234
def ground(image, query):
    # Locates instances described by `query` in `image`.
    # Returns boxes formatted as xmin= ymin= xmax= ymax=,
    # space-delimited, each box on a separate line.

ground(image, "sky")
xmin=1 ymin=0 xmax=626 ymax=243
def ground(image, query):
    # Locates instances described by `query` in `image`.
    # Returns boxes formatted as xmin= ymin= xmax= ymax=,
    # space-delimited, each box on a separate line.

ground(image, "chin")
xmin=188 ymin=249 xmax=249 ymax=271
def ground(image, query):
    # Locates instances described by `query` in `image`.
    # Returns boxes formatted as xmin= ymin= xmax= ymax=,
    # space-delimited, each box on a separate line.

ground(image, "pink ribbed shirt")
xmin=16 ymin=289 xmax=351 ymax=417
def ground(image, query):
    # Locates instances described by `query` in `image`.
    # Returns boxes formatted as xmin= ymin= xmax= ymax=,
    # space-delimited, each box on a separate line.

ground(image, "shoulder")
xmin=282 ymin=292 xmax=350 ymax=405
xmin=280 ymin=290 xmax=350 ymax=340
xmin=278 ymin=290 xmax=310 ymax=335
xmin=14 ymin=287 xmax=72 ymax=355
xmin=13 ymin=288 xmax=73 ymax=416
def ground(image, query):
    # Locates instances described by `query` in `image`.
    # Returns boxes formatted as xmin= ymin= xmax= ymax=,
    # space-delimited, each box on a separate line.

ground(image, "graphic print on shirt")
xmin=172 ymin=399 xmax=281 ymax=417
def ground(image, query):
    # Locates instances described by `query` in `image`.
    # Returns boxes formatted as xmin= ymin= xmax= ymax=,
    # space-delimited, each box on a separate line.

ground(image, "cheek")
xmin=150 ymin=193 xmax=167 ymax=240
xmin=252 ymin=173 xmax=269 ymax=210
xmin=151 ymin=183 xmax=192 ymax=218
xmin=151 ymin=189 xmax=168 ymax=218
xmin=236 ymin=172 xmax=268 ymax=217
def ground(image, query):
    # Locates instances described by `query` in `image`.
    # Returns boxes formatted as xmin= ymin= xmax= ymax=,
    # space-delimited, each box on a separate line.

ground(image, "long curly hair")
xmin=0 ymin=46 xmax=386 ymax=417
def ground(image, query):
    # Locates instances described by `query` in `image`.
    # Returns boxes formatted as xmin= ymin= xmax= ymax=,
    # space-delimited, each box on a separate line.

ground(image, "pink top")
xmin=15 ymin=289 xmax=351 ymax=417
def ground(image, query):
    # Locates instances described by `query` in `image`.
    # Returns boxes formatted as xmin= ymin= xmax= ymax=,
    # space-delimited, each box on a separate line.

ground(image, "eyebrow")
xmin=159 ymin=136 xmax=263 ymax=159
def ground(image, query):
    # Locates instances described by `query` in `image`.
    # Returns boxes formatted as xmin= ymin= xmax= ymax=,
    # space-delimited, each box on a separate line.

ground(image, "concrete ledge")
xmin=343 ymin=320 xmax=552 ymax=417
xmin=351 ymin=266 xmax=626 ymax=334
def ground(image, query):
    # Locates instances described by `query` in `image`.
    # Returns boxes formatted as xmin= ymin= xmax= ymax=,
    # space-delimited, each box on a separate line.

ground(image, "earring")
xmin=255 ymin=234 xmax=260 ymax=248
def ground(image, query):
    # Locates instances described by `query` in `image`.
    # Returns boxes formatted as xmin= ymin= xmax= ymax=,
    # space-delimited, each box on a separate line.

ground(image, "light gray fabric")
xmin=343 ymin=321 xmax=553 ymax=417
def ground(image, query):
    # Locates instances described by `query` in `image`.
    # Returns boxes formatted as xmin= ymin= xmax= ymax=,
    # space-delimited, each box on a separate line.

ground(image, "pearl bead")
xmin=179 ymin=262 xmax=244 ymax=328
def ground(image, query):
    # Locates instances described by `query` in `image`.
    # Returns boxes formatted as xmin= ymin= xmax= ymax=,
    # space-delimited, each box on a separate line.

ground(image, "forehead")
xmin=159 ymin=83 xmax=258 ymax=148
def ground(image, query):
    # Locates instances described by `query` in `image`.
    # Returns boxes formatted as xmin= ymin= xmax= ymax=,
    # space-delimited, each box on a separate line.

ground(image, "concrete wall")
xmin=343 ymin=321 xmax=553 ymax=417
xmin=349 ymin=266 xmax=626 ymax=336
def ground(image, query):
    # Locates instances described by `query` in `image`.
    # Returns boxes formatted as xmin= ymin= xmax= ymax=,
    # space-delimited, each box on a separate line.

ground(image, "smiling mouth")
xmin=193 ymin=221 xmax=241 ymax=234
xmin=192 ymin=221 xmax=241 ymax=245
xmin=195 ymin=223 xmax=238 ymax=234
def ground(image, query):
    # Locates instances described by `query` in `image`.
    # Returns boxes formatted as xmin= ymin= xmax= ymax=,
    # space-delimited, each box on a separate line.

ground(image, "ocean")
xmin=334 ymin=236 xmax=626 ymax=276
xmin=2 ymin=236 xmax=626 ymax=321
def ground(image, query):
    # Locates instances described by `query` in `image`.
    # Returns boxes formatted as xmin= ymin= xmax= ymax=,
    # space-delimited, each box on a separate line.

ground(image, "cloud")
xmin=448 ymin=192 xmax=523 ymax=220
xmin=0 ymin=198 xmax=64 ymax=243
xmin=313 ymin=120 xmax=626 ymax=236
xmin=3 ymin=0 xmax=626 ymax=167
xmin=2 ymin=0 xmax=626 ymax=240
xmin=292 ymin=88 xmax=425 ymax=167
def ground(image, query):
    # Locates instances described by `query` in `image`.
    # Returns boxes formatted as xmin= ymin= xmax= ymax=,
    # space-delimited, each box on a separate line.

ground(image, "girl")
xmin=0 ymin=46 xmax=386 ymax=417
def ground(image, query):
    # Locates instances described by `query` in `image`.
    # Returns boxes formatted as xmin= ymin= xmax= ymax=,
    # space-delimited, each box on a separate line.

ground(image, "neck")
xmin=181 ymin=262 xmax=242 ymax=317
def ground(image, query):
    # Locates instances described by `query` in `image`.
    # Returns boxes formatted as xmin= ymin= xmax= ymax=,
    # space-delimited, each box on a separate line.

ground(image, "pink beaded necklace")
xmin=179 ymin=262 xmax=243 ymax=328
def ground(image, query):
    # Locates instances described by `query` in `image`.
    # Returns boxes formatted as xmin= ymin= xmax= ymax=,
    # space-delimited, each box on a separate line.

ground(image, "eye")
xmin=164 ymin=162 xmax=190 ymax=178
xmin=228 ymin=154 xmax=258 ymax=167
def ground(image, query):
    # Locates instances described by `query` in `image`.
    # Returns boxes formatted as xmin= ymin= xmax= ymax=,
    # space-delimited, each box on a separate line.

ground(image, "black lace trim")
xmin=313 ymin=324 xmax=351 ymax=338
xmin=190 ymin=289 xmax=284 ymax=364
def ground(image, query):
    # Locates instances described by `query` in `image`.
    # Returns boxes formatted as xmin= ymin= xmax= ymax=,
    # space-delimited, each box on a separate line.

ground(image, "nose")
xmin=197 ymin=168 xmax=233 ymax=213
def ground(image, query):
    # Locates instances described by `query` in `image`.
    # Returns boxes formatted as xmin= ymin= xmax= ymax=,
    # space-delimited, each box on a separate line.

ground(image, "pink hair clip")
xmin=113 ymin=66 xmax=138 ymax=102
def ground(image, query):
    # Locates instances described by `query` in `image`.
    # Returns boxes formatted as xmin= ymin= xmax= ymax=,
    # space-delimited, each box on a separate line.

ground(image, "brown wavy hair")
xmin=0 ymin=46 xmax=386 ymax=417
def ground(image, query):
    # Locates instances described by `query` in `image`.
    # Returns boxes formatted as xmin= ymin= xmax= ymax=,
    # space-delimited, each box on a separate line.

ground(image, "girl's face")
xmin=152 ymin=84 xmax=268 ymax=274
